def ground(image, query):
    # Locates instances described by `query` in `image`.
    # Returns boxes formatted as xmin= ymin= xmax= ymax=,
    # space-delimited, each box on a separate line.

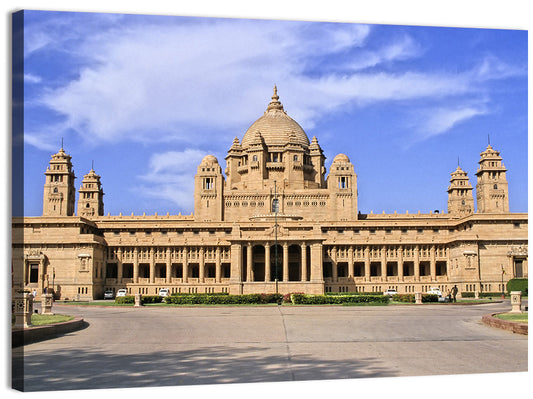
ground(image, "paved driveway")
xmin=13 ymin=301 xmax=527 ymax=391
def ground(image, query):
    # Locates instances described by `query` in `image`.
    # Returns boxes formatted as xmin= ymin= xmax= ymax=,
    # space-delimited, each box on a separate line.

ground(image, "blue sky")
xmin=18 ymin=10 xmax=528 ymax=216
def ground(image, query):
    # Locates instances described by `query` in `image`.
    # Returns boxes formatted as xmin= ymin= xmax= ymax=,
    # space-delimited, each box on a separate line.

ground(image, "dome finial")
xmin=266 ymin=85 xmax=284 ymax=112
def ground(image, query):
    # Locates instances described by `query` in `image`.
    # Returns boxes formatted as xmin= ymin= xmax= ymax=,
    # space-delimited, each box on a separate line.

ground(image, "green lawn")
xmin=30 ymin=314 xmax=74 ymax=326
xmin=495 ymin=312 xmax=528 ymax=324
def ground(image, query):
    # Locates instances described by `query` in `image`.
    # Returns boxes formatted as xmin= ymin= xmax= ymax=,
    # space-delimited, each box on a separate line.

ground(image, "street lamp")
xmin=501 ymin=264 xmax=505 ymax=299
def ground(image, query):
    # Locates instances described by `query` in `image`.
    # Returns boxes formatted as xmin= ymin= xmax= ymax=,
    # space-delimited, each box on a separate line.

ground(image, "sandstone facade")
xmin=12 ymin=87 xmax=528 ymax=300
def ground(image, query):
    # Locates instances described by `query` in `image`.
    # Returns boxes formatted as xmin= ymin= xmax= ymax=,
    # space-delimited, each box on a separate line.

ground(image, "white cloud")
xmin=136 ymin=149 xmax=208 ymax=211
xmin=32 ymin=18 xmax=482 ymax=148
xmin=416 ymin=105 xmax=488 ymax=140
xmin=24 ymin=73 xmax=42 ymax=84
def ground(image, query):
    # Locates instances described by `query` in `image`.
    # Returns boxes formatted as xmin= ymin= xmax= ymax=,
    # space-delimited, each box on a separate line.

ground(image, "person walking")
xmin=451 ymin=285 xmax=458 ymax=302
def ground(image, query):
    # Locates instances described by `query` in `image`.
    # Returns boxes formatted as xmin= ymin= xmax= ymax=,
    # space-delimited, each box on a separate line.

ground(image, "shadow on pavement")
xmin=14 ymin=344 xmax=397 ymax=391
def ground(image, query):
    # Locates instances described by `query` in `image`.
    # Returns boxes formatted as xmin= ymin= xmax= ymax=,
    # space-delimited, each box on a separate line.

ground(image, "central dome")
xmin=241 ymin=86 xmax=310 ymax=149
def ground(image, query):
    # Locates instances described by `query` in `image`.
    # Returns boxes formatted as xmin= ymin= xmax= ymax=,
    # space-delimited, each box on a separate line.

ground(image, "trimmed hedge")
xmin=291 ymin=294 xmax=389 ymax=305
xmin=164 ymin=293 xmax=283 ymax=305
xmin=462 ymin=292 xmax=505 ymax=298
xmin=115 ymin=295 xmax=164 ymax=304
xmin=391 ymin=293 xmax=439 ymax=303
xmin=325 ymin=291 xmax=386 ymax=296
xmin=507 ymin=278 xmax=528 ymax=296
xmin=170 ymin=292 xmax=229 ymax=296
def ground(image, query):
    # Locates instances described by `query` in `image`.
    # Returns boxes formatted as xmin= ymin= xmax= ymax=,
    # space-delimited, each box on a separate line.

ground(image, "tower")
xmin=77 ymin=168 xmax=105 ymax=218
xmin=42 ymin=147 xmax=76 ymax=216
xmin=475 ymin=144 xmax=509 ymax=213
xmin=326 ymin=153 xmax=358 ymax=220
xmin=194 ymin=155 xmax=225 ymax=221
xmin=447 ymin=166 xmax=474 ymax=216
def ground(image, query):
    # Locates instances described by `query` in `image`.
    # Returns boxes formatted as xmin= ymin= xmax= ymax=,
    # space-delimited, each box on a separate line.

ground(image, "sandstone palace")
xmin=12 ymin=87 xmax=528 ymax=300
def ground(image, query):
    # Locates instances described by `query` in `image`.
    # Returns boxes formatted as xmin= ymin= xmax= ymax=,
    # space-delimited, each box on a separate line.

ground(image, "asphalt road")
xmin=13 ymin=300 xmax=527 ymax=392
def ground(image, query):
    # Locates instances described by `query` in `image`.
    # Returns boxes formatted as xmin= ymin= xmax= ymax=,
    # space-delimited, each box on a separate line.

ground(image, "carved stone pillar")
xmin=246 ymin=243 xmax=253 ymax=282
xmin=133 ymin=247 xmax=139 ymax=284
xmin=331 ymin=246 xmax=338 ymax=283
xmin=149 ymin=247 xmax=155 ymax=284
xmin=364 ymin=246 xmax=370 ymax=282
xmin=199 ymin=247 xmax=205 ymax=283
xmin=282 ymin=242 xmax=289 ymax=282
xmin=301 ymin=243 xmax=307 ymax=282
xmin=215 ymin=247 xmax=221 ymax=283
xmin=414 ymin=245 xmax=420 ymax=281
xmin=265 ymin=243 xmax=271 ymax=282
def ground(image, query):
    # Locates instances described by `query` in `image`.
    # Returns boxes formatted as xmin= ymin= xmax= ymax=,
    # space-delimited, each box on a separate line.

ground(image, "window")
xmin=272 ymin=198 xmax=279 ymax=213
xmin=293 ymin=155 xmax=298 ymax=161
xmin=338 ymin=176 xmax=348 ymax=189
xmin=29 ymin=264 xmax=39 ymax=283
xmin=252 ymin=155 xmax=258 ymax=162
xmin=493 ymin=184 xmax=498 ymax=189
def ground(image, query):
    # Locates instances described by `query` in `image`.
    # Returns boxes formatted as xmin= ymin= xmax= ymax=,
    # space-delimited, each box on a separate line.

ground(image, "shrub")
xmin=461 ymin=292 xmax=475 ymax=298
xmin=164 ymin=293 xmax=283 ymax=305
xmin=283 ymin=292 xmax=304 ymax=303
xmin=115 ymin=296 xmax=135 ymax=304
xmin=291 ymin=294 xmax=389 ymax=305
xmin=391 ymin=294 xmax=415 ymax=302
xmin=507 ymin=278 xmax=528 ymax=296
xmin=325 ymin=291 xmax=385 ymax=296
xmin=390 ymin=293 xmax=439 ymax=303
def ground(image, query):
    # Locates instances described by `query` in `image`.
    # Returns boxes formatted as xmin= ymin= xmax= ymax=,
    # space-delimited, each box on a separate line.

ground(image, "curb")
xmin=12 ymin=316 xmax=87 ymax=347
xmin=481 ymin=313 xmax=528 ymax=335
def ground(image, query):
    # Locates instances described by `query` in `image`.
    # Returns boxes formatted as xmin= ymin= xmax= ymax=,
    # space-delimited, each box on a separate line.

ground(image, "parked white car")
xmin=116 ymin=289 xmax=127 ymax=297
xmin=383 ymin=289 xmax=398 ymax=296
xmin=427 ymin=287 xmax=443 ymax=297
xmin=158 ymin=288 xmax=170 ymax=297
xmin=104 ymin=289 xmax=114 ymax=299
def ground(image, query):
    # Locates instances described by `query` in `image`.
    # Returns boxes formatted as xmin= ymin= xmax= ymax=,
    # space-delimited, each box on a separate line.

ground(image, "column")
xmin=310 ymin=242 xmax=323 ymax=282
xmin=133 ymin=247 xmax=139 ymax=284
xmin=430 ymin=245 xmax=436 ymax=281
xmin=398 ymin=245 xmax=404 ymax=282
xmin=301 ymin=243 xmax=307 ymax=282
xmin=331 ymin=246 xmax=338 ymax=282
xmin=229 ymin=243 xmax=243 ymax=283
xmin=414 ymin=244 xmax=420 ymax=282
xmin=183 ymin=247 xmax=189 ymax=283
xmin=215 ymin=247 xmax=221 ymax=283
xmin=283 ymin=242 xmax=289 ymax=282
xmin=364 ymin=246 xmax=370 ymax=282
xmin=264 ymin=243 xmax=271 ymax=282
xmin=246 ymin=243 xmax=253 ymax=282
xmin=166 ymin=247 xmax=171 ymax=284
xmin=149 ymin=247 xmax=155 ymax=284
xmin=381 ymin=245 xmax=387 ymax=280
xmin=199 ymin=247 xmax=205 ymax=283
xmin=117 ymin=248 xmax=123 ymax=284
xmin=348 ymin=246 xmax=354 ymax=278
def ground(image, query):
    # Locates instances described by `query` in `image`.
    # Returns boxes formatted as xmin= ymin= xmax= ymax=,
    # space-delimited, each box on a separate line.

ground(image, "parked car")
xmin=383 ymin=289 xmax=398 ymax=296
xmin=427 ymin=287 xmax=443 ymax=297
xmin=158 ymin=288 xmax=170 ymax=297
xmin=116 ymin=289 xmax=127 ymax=297
xmin=104 ymin=289 xmax=114 ymax=299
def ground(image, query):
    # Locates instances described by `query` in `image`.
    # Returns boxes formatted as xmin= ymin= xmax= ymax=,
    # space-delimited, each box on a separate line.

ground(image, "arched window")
xmin=493 ymin=184 xmax=498 ymax=189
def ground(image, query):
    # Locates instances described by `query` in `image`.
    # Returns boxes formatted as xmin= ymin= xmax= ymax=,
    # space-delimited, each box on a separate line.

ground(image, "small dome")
xmin=333 ymin=153 xmax=350 ymax=163
xmin=241 ymin=86 xmax=309 ymax=149
xmin=201 ymin=155 xmax=218 ymax=164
